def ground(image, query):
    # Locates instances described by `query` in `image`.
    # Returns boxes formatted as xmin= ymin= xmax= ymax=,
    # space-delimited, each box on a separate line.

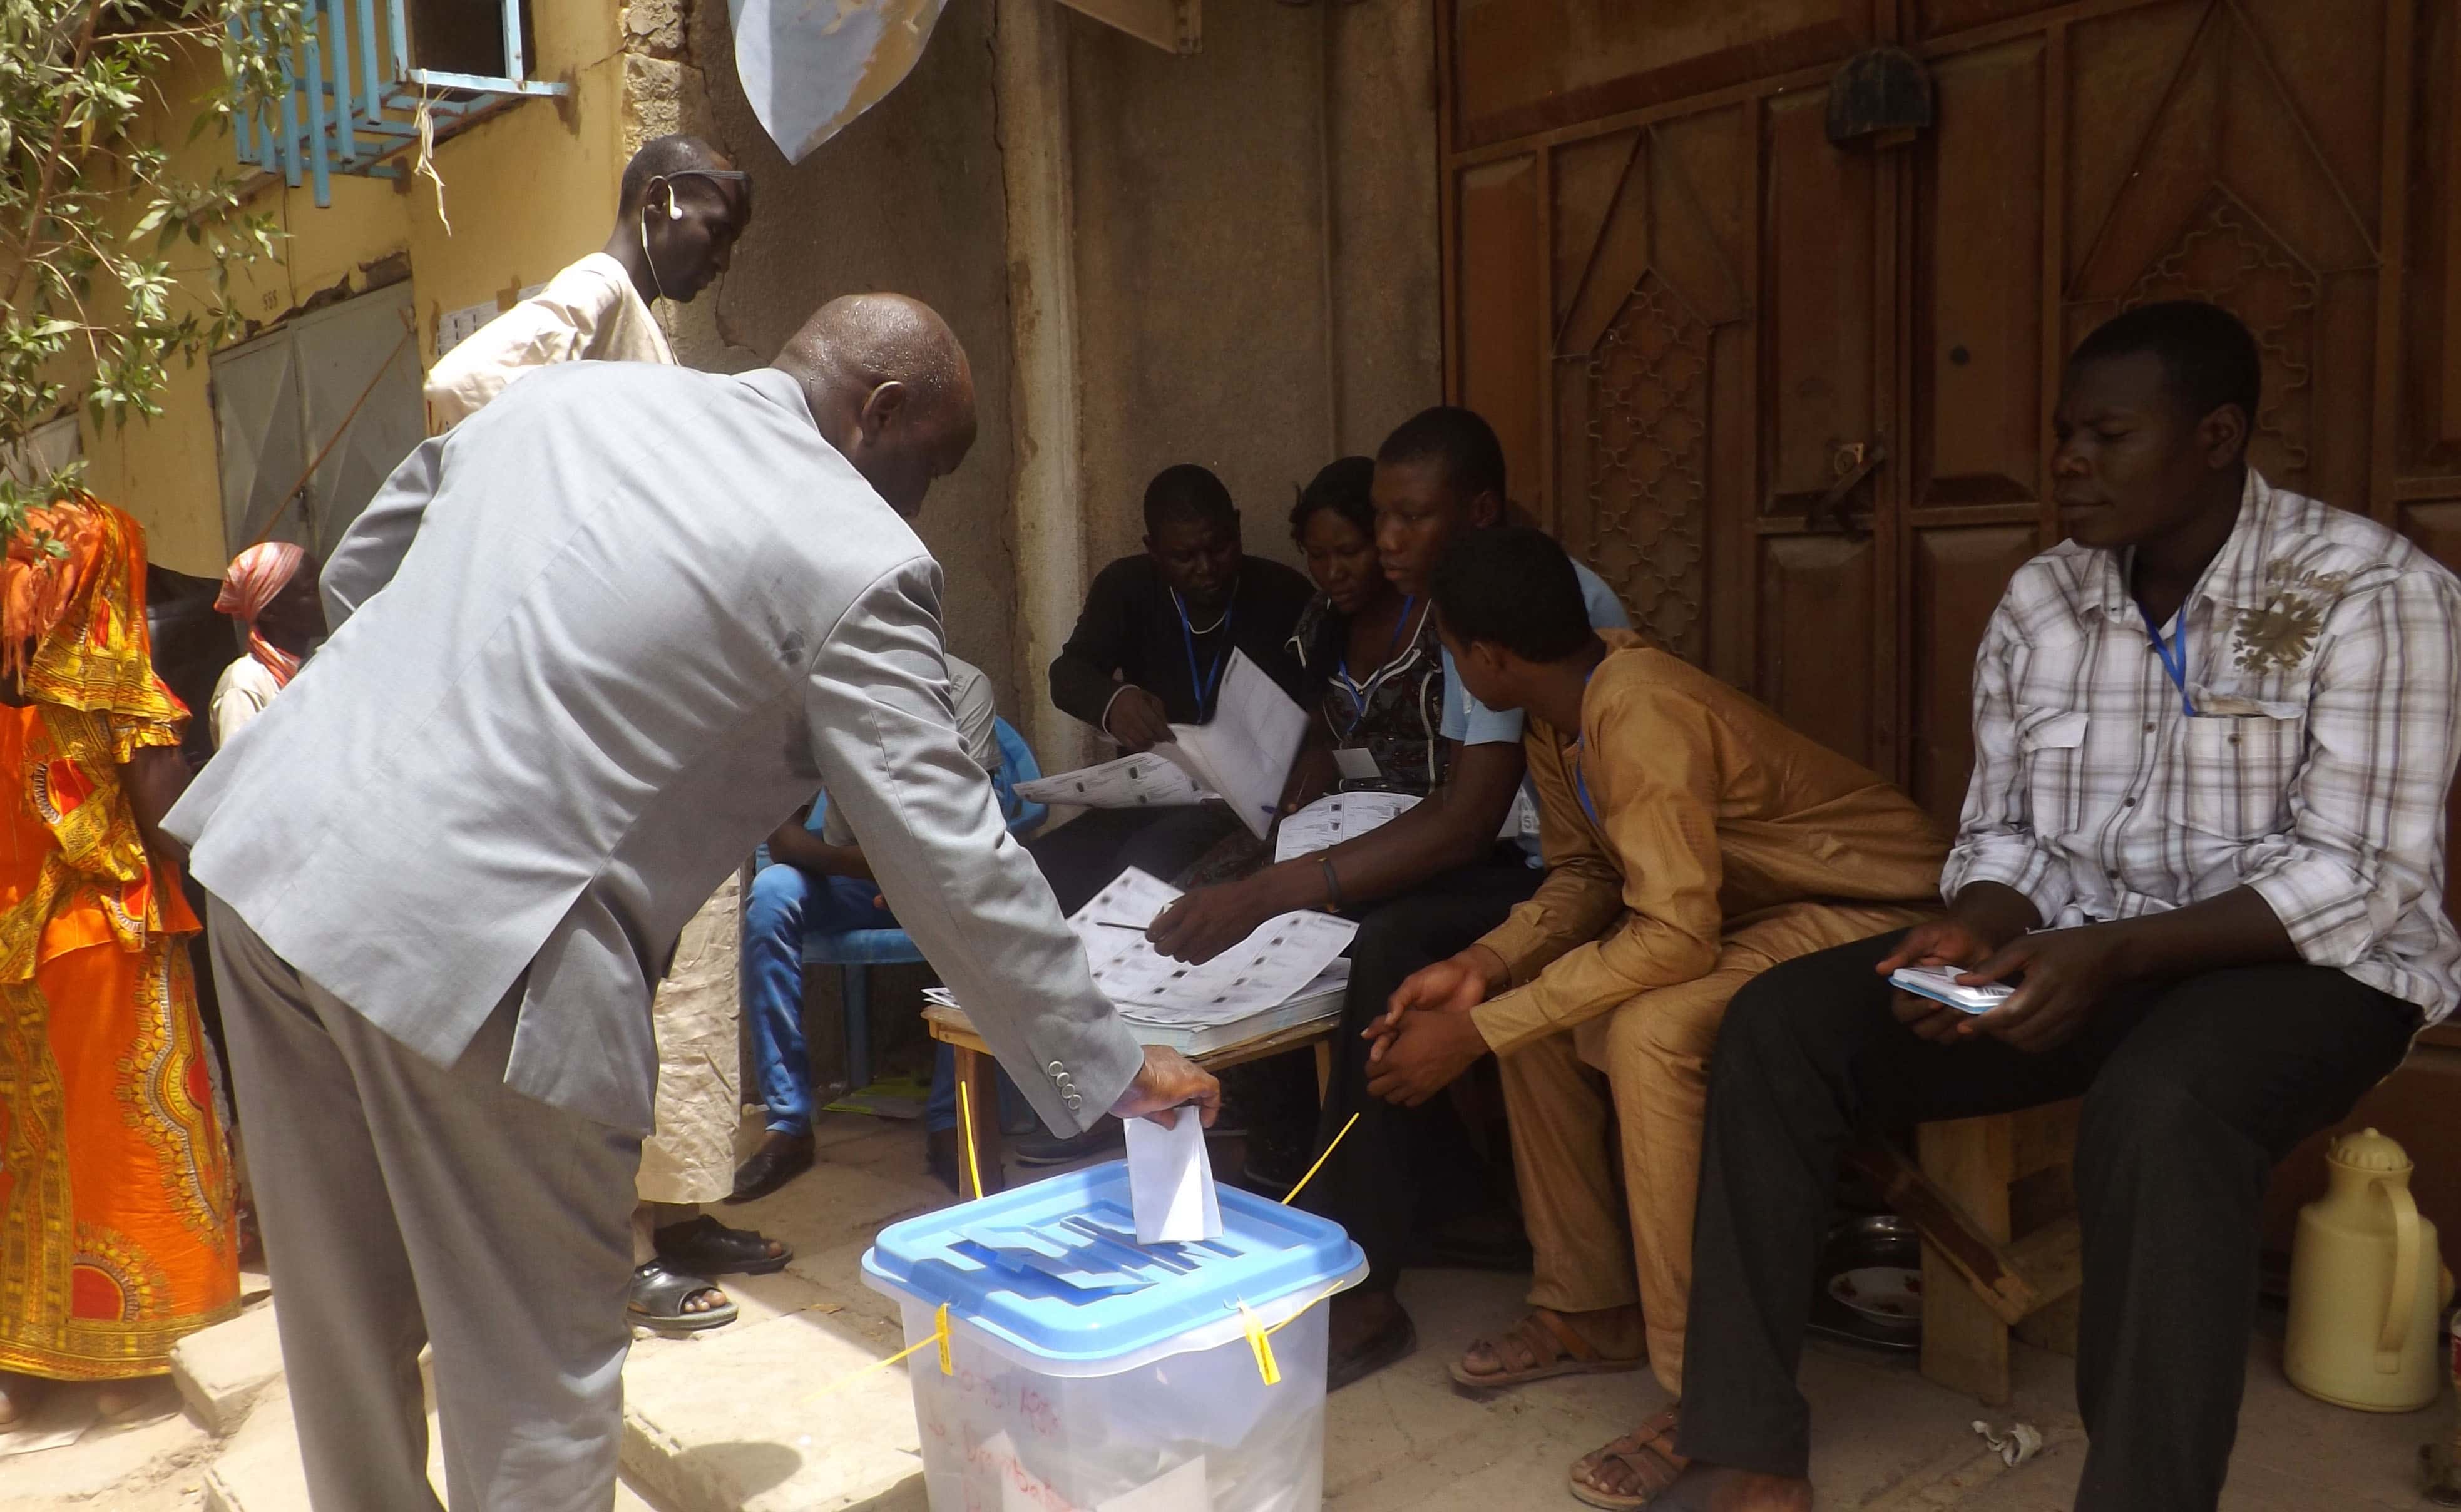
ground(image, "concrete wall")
xmin=672 ymin=0 xmax=1023 ymax=713
xmin=1063 ymin=0 xmax=1443 ymax=580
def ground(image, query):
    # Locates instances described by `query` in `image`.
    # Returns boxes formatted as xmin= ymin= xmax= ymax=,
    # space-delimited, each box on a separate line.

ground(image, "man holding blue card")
xmin=1661 ymin=302 xmax=2461 ymax=1512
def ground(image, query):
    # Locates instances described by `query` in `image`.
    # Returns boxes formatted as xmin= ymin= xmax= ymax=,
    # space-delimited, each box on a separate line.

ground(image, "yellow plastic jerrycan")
xmin=2285 ymin=1128 xmax=2454 ymax=1412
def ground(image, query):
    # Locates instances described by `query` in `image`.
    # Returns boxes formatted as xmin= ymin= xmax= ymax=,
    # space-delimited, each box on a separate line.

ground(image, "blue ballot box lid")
xmin=862 ymin=1160 xmax=1366 ymax=1372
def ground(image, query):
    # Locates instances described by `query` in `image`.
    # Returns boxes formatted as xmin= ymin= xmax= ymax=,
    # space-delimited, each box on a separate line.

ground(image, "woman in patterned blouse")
xmin=1285 ymin=456 xmax=1446 ymax=797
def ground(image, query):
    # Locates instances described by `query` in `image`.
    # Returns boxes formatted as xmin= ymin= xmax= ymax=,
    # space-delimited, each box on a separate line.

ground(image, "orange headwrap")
xmin=215 ymin=541 xmax=308 ymax=688
xmin=1 ymin=501 xmax=106 ymax=683
xmin=0 ymin=494 xmax=188 ymax=758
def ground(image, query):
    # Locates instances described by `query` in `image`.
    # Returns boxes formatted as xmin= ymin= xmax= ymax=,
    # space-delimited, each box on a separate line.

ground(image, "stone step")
xmin=170 ymin=1298 xmax=284 ymax=1435
xmin=619 ymin=1287 xmax=927 ymax=1512
xmin=190 ymin=1269 xmax=906 ymax=1512
xmin=201 ymin=1376 xmax=659 ymax=1511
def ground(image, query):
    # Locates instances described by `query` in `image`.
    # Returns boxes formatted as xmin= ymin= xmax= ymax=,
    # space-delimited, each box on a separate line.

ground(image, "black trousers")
xmin=1023 ymin=805 xmax=1245 ymax=916
xmin=1297 ymin=853 xmax=1543 ymax=1290
xmin=1677 ymin=929 xmax=2418 ymax=1510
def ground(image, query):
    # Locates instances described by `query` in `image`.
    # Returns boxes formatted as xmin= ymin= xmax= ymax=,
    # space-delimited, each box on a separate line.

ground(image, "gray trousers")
xmin=210 ymin=899 xmax=642 ymax=1512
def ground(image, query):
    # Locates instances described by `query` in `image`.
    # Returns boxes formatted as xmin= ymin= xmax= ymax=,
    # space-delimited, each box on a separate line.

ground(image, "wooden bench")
xmin=1848 ymin=1100 xmax=2084 ymax=1405
xmin=924 ymin=1004 xmax=1339 ymax=1195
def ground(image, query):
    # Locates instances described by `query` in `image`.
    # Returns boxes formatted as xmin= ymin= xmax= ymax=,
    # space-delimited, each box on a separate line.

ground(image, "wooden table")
xmin=924 ymin=1004 xmax=1339 ymax=1194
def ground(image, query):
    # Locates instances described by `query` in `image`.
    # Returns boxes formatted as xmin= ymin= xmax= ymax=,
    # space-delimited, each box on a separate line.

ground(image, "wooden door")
xmin=1441 ymin=0 xmax=2461 ymax=1258
xmin=1443 ymin=0 xmax=2438 ymax=823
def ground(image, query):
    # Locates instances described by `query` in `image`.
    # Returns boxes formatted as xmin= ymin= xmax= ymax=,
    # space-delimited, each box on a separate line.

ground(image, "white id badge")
xmin=1334 ymin=747 xmax=1383 ymax=782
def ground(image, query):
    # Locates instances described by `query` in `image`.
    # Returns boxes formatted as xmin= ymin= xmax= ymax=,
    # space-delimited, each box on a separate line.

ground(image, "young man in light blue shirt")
xmin=1145 ymin=405 xmax=1628 ymax=1388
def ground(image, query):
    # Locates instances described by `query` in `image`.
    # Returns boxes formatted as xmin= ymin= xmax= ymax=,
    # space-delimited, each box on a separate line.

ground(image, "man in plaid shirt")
xmin=1656 ymin=301 xmax=2461 ymax=1512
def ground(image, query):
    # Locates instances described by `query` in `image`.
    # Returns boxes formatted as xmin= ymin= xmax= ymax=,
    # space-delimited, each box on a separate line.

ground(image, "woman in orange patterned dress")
xmin=0 ymin=497 xmax=238 ymax=1424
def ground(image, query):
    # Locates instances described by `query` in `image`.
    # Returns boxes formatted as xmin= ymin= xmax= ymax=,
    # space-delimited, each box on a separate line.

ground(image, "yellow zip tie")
xmin=801 ymin=1304 xmax=951 ymax=1404
xmin=1236 ymin=1300 xmax=1281 ymax=1386
xmin=958 ymin=1080 xmax=985 ymax=1201
xmin=1264 ymin=1280 xmax=1347 ymax=1337
xmin=1279 ymin=1112 xmax=1359 ymax=1207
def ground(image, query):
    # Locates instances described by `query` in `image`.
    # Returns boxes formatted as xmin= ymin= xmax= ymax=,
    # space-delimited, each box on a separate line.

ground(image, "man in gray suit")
xmin=168 ymin=293 xmax=1219 ymax=1512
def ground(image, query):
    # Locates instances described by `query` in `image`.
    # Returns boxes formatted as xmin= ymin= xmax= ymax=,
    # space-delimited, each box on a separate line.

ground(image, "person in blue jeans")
xmin=730 ymin=655 xmax=1015 ymax=1201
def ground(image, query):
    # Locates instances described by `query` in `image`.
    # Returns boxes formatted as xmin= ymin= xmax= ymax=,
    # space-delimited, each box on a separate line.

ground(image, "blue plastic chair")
xmin=790 ymin=718 xmax=1046 ymax=1091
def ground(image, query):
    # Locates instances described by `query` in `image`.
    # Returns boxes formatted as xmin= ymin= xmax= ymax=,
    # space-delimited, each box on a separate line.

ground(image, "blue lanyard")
xmin=1173 ymin=589 xmax=1234 ymax=716
xmin=1571 ymin=664 xmax=1600 ymax=825
xmin=2139 ymin=603 xmax=2195 ymax=717
xmin=1334 ymin=596 xmax=1416 ymax=741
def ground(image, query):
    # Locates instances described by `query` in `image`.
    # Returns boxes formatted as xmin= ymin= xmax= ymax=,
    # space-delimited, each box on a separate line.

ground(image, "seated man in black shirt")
xmin=1030 ymin=463 xmax=1314 ymax=916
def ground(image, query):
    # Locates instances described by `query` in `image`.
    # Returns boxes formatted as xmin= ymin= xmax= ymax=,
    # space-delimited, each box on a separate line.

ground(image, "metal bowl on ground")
xmin=1807 ymin=1214 xmax=1921 ymax=1353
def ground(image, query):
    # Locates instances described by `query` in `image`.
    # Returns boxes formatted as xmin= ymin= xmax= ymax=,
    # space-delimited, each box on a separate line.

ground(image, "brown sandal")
xmin=1570 ymin=1407 xmax=1690 ymax=1509
xmin=1448 ymin=1307 xmax=1645 ymax=1389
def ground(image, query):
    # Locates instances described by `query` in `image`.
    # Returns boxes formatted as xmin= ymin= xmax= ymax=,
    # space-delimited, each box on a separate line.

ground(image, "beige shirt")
xmin=211 ymin=655 xmax=285 ymax=750
xmin=1472 ymin=631 xmax=1950 ymax=1055
xmin=422 ymin=252 xmax=674 ymax=433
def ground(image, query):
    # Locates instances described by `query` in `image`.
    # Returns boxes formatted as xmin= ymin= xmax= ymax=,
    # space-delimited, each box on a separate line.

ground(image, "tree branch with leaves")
xmin=0 ymin=0 xmax=303 ymax=538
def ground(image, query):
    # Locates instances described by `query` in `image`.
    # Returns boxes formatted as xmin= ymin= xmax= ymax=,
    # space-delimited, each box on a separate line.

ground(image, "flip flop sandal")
xmin=628 ymin=1260 xmax=739 ymax=1334
xmin=654 ymin=1215 xmax=792 ymax=1277
xmin=1450 ymin=1307 xmax=1645 ymax=1389
xmin=1570 ymin=1407 xmax=1690 ymax=1510
xmin=1326 ymin=1310 xmax=1418 ymax=1393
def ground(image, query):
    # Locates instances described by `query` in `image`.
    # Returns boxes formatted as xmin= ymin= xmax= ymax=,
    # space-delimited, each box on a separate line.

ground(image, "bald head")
xmin=779 ymin=294 xmax=977 ymax=516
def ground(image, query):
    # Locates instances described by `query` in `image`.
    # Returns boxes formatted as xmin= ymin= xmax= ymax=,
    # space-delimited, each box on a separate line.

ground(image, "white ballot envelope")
xmin=1124 ymin=1113 xmax=1222 ymax=1244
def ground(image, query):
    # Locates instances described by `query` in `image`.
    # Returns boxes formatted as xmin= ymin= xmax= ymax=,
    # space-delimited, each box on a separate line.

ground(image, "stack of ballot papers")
xmin=1013 ymin=650 xmax=1307 ymax=840
xmin=922 ymin=867 xmax=1357 ymax=1054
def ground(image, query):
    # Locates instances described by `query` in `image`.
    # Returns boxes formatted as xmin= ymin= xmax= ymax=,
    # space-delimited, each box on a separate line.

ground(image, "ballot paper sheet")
xmin=1272 ymin=790 xmax=1421 ymax=863
xmin=1011 ymin=653 xmax=1305 ymax=842
xmin=1013 ymin=752 xmax=1212 ymax=809
xmin=1123 ymin=1113 xmax=1222 ymax=1243
xmin=1151 ymin=651 xmax=1308 ymax=840
xmin=1072 ymin=869 xmax=1357 ymax=1023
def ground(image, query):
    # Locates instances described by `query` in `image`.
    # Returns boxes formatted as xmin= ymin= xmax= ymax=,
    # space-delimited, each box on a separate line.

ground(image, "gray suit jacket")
xmin=167 ymin=362 xmax=1144 ymax=1135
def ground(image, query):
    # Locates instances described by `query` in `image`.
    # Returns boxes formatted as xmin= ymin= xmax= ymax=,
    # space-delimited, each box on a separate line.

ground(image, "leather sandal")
xmin=1570 ymin=1407 xmax=1690 ymax=1509
xmin=654 ymin=1215 xmax=791 ymax=1277
xmin=1450 ymin=1307 xmax=1644 ymax=1389
xmin=627 ymin=1260 xmax=737 ymax=1334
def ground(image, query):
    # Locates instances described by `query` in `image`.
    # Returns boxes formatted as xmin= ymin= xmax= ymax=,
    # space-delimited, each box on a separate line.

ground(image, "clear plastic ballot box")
xmin=863 ymin=1160 xmax=1368 ymax=1511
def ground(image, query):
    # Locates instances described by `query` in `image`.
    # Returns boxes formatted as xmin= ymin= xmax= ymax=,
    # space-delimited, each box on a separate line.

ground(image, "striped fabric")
xmin=1943 ymin=470 xmax=2461 ymax=1024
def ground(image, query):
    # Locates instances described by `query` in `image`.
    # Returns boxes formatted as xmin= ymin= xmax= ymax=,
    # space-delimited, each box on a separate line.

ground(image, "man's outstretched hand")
xmin=1109 ymin=1044 xmax=1222 ymax=1130
xmin=1148 ymin=879 xmax=1278 ymax=964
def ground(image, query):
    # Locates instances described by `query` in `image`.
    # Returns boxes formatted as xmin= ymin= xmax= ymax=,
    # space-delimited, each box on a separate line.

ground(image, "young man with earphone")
xmin=419 ymin=133 xmax=767 ymax=1337
xmin=423 ymin=133 xmax=752 ymax=432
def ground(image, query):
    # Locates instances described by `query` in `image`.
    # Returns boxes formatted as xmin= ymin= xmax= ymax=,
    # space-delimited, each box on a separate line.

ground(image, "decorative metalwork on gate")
xmin=1585 ymin=269 xmax=1711 ymax=663
xmin=228 ymin=0 xmax=566 ymax=208
xmin=2122 ymin=189 xmax=2319 ymax=483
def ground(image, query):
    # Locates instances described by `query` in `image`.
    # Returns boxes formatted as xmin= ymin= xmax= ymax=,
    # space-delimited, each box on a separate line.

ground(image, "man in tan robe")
xmin=1365 ymin=528 xmax=1948 ymax=1504
xmin=422 ymin=131 xmax=768 ymax=1331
